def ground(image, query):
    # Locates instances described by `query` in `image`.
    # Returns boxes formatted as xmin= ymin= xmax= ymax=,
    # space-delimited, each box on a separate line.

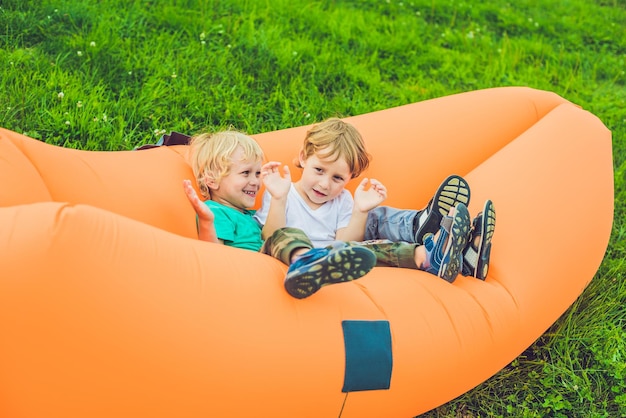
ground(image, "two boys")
xmin=183 ymin=130 xmax=377 ymax=298
xmin=185 ymin=120 xmax=496 ymax=298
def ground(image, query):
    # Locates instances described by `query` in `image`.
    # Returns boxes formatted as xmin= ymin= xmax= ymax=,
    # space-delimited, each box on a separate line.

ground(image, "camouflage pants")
xmin=262 ymin=227 xmax=419 ymax=270
xmin=261 ymin=227 xmax=314 ymax=265
xmin=357 ymin=239 xmax=419 ymax=269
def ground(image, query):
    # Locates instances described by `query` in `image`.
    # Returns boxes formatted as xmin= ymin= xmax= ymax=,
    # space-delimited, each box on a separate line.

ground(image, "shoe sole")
xmin=438 ymin=203 xmax=471 ymax=283
xmin=415 ymin=175 xmax=471 ymax=244
xmin=474 ymin=200 xmax=496 ymax=280
xmin=284 ymin=247 xmax=377 ymax=299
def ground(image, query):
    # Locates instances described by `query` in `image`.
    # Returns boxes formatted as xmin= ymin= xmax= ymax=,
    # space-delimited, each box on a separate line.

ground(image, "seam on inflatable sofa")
xmin=16 ymin=140 xmax=56 ymax=201
xmin=1 ymin=133 xmax=54 ymax=202
xmin=163 ymin=144 xmax=191 ymax=160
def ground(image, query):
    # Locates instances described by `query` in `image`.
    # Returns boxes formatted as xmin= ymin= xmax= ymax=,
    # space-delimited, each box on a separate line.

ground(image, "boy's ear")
xmin=298 ymin=149 xmax=307 ymax=167
xmin=203 ymin=174 xmax=219 ymax=190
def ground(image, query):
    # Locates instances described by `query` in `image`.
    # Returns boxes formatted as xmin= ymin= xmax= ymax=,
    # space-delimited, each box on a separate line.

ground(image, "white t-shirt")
xmin=253 ymin=184 xmax=354 ymax=247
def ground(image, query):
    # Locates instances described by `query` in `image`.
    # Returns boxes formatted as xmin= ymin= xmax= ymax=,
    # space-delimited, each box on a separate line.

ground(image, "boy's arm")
xmin=261 ymin=195 xmax=287 ymax=240
xmin=260 ymin=162 xmax=291 ymax=240
xmin=183 ymin=180 xmax=221 ymax=244
xmin=335 ymin=178 xmax=387 ymax=242
xmin=335 ymin=210 xmax=369 ymax=242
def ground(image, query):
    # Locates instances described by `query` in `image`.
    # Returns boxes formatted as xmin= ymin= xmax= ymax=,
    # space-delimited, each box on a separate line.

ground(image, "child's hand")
xmin=183 ymin=179 xmax=214 ymax=223
xmin=261 ymin=162 xmax=291 ymax=200
xmin=354 ymin=178 xmax=387 ymax=212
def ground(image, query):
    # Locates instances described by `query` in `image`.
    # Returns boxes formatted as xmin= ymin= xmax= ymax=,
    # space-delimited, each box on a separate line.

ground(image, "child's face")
xmin=295 ymin=150 xmax=351 ymax=209
xmin=208 ymin=147 xmax=262 ymax=211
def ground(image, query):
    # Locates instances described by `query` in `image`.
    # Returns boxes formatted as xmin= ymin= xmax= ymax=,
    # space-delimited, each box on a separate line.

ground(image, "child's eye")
xmin=333 ymin=176 xmax=344 ymax=182
xmin=314 ymin=167 xmax=323 ymax=173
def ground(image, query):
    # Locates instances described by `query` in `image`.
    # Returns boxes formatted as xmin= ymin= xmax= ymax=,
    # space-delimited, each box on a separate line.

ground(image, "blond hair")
xmin=297 ymin=118 xmax=371 ymax=178
xmin=189 ymin=130 xmax=264 ymax=199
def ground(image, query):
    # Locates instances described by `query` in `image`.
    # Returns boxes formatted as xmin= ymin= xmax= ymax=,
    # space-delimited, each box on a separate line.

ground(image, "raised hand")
xmin=183 ymin=179 xmax=214 ymax=223
xmin=354 ymin=178 xmax=387 ymax=213
xmin=261 ymin=161 xmax=291 ymax=199
xmin=183 ymin=179 xmax=220 ymax=243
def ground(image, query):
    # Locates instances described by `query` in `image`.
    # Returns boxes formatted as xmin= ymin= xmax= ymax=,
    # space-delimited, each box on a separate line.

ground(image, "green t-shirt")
xmin=204 ymin=200 xmax=264 ymax=251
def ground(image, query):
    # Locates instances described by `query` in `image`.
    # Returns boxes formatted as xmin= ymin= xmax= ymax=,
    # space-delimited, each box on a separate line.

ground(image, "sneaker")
xmin=413 ymin=175 xmax=471 ymax=244
xmin=284 ymin=244 xmax=377 ymax=299
xmin=422 ymin=202 xmax=471 ymax=283
xmin=462 ymin=200 xmax=496 ymax=280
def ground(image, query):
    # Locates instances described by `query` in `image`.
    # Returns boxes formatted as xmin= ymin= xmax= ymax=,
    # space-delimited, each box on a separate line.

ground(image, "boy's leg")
xmin=358 ymin=240 xmax=420 ymax=270
xmin=461 ymin=200 xmax=496 ymax=280
xmin=365 ymin=175 xmax=470 ymax=245
xmin=413 ymin=175 xmax=470 ymax=244
xmin=261 ymin=227 xmax=314 ymax=265
xmin=284 ymin=241 xmax=377 ymax=299
xmin=422 ymin=203 xmax=471 ymax=283
xmin=365 ymin=207 xmax=417 ymax=243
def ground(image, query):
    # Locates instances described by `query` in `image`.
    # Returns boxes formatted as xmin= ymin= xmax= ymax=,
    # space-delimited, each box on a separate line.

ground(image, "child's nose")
xmin=318 ymin=177 xmax=329 ymax=189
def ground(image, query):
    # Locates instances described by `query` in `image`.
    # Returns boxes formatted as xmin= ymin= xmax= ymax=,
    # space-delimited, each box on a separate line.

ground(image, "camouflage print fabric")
xmin=261 ymin=227 xmax=314 ymax=265
xmin=356 ymin=240 xmax=419 ymax=269
xmin=262 ymin=227 xmax=419 ymax=270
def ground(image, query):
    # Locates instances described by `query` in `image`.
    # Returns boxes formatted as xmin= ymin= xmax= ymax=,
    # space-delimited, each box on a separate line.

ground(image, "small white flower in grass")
xmin=10 ymin=61 xmax=14 ymax=65
xmin=58 ymin=92 xmax=64 ymax=99
xmin=102 ymin=113 xmax=107 ymax=122
xmin=467 ymin=31 xmax=474 ymax=39
xmin=128 ymin=71 xmax=132 ymax=75
xmin=90 ymin=41 xmax=96 ymax=47
xmin=200 ymin=32 xmax=206 ymax=40
xmin=304 ymin=112 xmax=311 ymax=119
xmin=47 ymin=16 xmax=51 ymax=19
xmin=77 ymin=51 xmax=83 ymax=56
xmin=201 ymin=40 xmax=206 ymax=46
xmin=93 ymin=117 xmax=99 ymax=122
xmin=65 ymin=120 xmax=70 ymax=125
xmin=227 ymin=44 xmax=232 ymax=48
xmin=76 ymin=101 xmax=83 ymax=108
xmin=171 ymin=72 xmax=177 ymax=78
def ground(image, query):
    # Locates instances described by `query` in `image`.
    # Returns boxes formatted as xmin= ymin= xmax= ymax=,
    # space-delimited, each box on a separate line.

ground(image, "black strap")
xmin=135 ymin=131 xmax=191 ymax=150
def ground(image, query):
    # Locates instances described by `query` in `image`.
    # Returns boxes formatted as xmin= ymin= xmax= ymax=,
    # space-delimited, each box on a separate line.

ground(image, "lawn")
xmin=1 ymin=0 xmax=624 ymax=416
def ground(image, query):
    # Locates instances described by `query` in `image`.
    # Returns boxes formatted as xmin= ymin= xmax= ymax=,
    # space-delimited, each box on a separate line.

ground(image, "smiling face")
xmin=294 ymin=150 xmax=351 ymax=210
xmin=207 ymin=146 xmax=262 ymax=211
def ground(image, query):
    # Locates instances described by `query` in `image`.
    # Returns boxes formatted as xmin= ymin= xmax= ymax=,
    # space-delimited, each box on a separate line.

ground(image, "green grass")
xmin=1 ymin=0 xmax=625 ymax=416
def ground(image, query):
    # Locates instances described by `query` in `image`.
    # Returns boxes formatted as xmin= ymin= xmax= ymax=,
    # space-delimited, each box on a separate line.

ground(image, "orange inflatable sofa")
xmin=0 ymin=87 xmax=614 ymax=417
